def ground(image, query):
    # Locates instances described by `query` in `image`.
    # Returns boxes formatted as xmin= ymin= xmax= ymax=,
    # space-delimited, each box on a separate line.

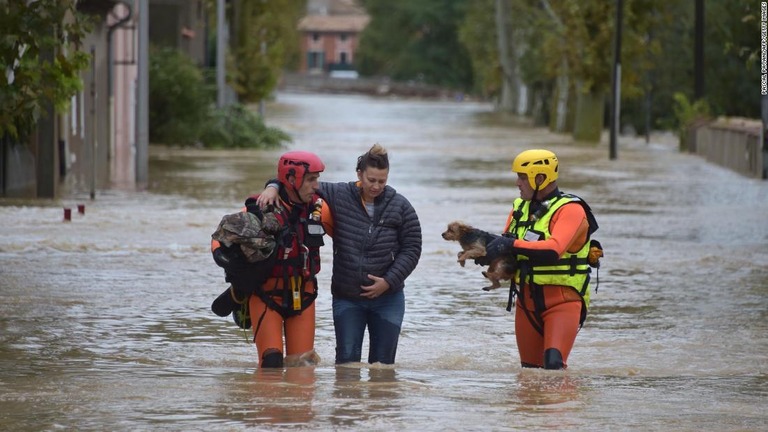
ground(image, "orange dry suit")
xmin=503 ymin=191 xmax=600 ymax=369
xmin=211 ymin=193 xmax=327 ymax=367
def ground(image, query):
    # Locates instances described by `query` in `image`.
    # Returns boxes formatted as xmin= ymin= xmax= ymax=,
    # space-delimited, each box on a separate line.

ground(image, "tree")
xmin=703 ymin=0 xmax=759 ymax=117
xmin=149 ymin=46 xmax=211 ymax=145
xmin=458 ymin=0 xmax=500 ymax=98
xmin=617 ymin=1 xmax=682 ymax=135
xmin=522 ymin=1 xmax=656 ymax=140
xmin=357 ymin=0 xmax=474 ymax=90
xmin=620 ymin=0 xmax=759 ymax=135
xmin=543 ymin=1 xmax=617 ymax=141
xmin=226 ymin=0 xmax=306 ymax=104
xmin=495 ymin=0 xmax=520 ymax=112
xmin=149 ymin=46 xmax=291 ymax=148
xmin=0 ymin=0 xmax=91 ymax=141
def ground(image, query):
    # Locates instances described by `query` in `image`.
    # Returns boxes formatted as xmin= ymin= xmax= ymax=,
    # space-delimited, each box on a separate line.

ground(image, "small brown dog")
xmin=441 ymin=221 xmax=516 ymax=291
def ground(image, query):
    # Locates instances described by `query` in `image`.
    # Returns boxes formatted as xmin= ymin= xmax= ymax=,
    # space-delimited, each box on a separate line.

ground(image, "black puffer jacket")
xmin=320 ymin=181 xmax=422 ymax=299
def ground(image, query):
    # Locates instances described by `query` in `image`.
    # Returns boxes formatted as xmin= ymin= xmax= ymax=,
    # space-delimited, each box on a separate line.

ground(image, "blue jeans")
xmin=332 ymin=290 xmax=405 ymax=364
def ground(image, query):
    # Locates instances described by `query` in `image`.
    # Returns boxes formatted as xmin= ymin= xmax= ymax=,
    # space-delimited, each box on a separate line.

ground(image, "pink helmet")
xmin=277 ymin=151 xmax=325 ymax=190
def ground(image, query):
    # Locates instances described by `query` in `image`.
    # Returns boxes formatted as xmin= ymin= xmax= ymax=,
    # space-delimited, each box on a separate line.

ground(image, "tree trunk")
xmin=549 ymin=57 xmax=569 ymax=132
xmin=573 ymin=89 xmax=605 ymax=142
xmin=495 ymin=0 xmax=517 ymax=112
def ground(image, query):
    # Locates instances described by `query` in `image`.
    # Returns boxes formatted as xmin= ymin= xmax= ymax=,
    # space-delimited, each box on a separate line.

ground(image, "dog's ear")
xmin=455 ymin=222 xmax=472 ymax=236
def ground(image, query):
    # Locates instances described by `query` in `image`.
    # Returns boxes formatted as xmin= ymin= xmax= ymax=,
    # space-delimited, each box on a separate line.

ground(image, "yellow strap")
xmin=291 ymin=276 xmax=301 ymax=310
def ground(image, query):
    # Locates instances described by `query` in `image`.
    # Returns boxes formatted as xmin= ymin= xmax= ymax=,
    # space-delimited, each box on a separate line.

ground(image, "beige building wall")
xmin=111 ymin=3 xmax=139 ymax=188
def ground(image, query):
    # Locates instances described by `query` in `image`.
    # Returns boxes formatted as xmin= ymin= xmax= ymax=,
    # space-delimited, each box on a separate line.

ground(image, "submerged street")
xmin=1 ymin=92 xmax=767 ymax=431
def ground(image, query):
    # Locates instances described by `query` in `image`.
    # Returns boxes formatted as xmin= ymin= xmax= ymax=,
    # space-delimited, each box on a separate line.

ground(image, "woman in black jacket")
xmin=258 ymin=144 xmax=422 ymax=364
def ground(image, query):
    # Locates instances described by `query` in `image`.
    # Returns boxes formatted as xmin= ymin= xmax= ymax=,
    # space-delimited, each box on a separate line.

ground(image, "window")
xmin=307 ymin=51 xmax=324 ymax=69
xmin=339 ymin=33 xmax=347 ymax=42
xmin=312 ymin=33 xmax=320 ymax=42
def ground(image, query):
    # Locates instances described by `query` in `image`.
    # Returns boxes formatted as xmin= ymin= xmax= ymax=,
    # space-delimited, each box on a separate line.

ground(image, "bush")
xmin=200 ymin=104 xmax=290 ymax=149
xmin=149 ymin=46 xmax=291 ymax=148
xmin=149 ymin=46 xmax=212 ymax=145
xmin=672 ymin=92 xmax=710 ymax=150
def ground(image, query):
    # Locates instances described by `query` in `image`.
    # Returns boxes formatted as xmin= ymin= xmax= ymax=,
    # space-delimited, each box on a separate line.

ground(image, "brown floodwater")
xmin=1 ymin=92 xmax=767 ymax=431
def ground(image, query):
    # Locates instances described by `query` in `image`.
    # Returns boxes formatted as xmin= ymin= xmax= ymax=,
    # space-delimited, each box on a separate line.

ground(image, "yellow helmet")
xmin=512 ymin=149 xmax=559 ymax=190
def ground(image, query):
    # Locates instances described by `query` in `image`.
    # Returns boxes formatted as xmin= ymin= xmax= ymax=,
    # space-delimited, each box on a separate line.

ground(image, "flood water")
xmin=1 ymin=92 xmax=767 ymax=431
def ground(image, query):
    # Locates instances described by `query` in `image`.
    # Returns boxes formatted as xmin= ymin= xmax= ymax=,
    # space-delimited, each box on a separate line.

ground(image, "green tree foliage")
xmin=672 ymin=92 xmax=710 ymax=148
xmin=149 ymin=46 xmax=288 ymax=148
xmin=149 ymin=46 xmax=212 ymax=145
xmin=458 ymin=2 xmax=644 ymax=113
xmin=543 ymin=1 xmax=615 ymax=94
xmin=278 ymin=0 xmax=308 ymax=70
xmin=528 ymin=1 xmax=653 ymax=97
xmin=621 ymin=1 xmax=689 ymax=133
xmin=701 ymin=1 xmax=759 ymax=117
xmin=356 ymin=0 xmax=474 ymax=90
xmin=227 ymin=0 xmax=306 ymax=103
xmin=456 ymin=0 xmax=758 ymax=135
xmin=201 ymin=104 xmax=291 ymax=148
xmin=621 ymin=0 xmax=760 ymax=133
xmin=458 ymin=0 xmax=500 ymax=98
xmin=0 ymin=0 xmax=91 ymax=141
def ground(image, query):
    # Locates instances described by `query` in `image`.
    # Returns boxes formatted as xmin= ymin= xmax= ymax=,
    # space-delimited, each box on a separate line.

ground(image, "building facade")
xmin=298 ymin=1 xmax=369 ymax=74
xmin=1 ymin=0 xmax=207 ymax=198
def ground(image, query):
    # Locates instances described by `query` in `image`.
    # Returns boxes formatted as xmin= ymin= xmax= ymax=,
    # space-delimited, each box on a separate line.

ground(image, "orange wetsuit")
xmin=212 ymin=195 xmax=328 ymax=367
xmin=504 ymin=199 xmax=590 ymax=369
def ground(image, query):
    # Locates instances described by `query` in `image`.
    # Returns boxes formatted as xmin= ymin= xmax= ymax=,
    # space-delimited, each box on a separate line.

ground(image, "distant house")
xmin=297 ymin=0 xmax=369 ymax=74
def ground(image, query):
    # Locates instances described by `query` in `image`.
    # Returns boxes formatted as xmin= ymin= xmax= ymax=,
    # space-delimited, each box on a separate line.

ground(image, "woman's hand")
xmin=360 ymin=274 xmax=390 ymax=299
xmin=256 ymin=184 xmax=279 ymax=207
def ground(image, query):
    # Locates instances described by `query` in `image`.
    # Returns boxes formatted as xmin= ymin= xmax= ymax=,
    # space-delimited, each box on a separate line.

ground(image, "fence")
xmin=688 ymin=118 xmax=766 ymax=179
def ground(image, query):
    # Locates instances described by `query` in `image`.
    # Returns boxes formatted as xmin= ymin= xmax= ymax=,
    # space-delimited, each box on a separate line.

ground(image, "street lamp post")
xmin=216 ymin=0 xmax=227 ymax=108
xmin=609 ymin=0 xmax=623 ymax=160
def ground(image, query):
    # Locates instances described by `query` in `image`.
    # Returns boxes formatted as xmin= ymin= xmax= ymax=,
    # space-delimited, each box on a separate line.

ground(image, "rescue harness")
xmin=504 ymin=192 xmax=603 ymax=334
xmin=247 ymin=193 xmax=324 ymax=328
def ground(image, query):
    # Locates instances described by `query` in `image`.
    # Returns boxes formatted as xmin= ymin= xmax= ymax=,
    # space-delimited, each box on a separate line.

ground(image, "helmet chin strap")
xmin=285 ymin=176 xmax=303 ymax=204
xmin=290 ymin=184 xmax=307 ymax=204
xmin=531 ymin=184 xmax=541 ymax=202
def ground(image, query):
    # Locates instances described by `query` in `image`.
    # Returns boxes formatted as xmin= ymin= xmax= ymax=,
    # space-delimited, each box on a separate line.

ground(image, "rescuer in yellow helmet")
xmin=481 ymin=149 xmax=602 ymax=370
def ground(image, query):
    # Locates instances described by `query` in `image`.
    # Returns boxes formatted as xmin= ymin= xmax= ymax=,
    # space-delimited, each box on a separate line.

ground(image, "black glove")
xmin=473 ymin=255 xmax=491 ymax=266
xmin=484 ymin=236 xmax=515 ymax=262
xmin=212 ymin=247 xmax=234 ymax=268
xmin=211 ymin=286 xmax=238 ymax=317
xmin=212 ymin=246 xmax=248 ymax=272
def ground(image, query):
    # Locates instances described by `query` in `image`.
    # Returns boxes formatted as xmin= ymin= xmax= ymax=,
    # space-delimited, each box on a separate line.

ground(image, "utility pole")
xmin=135 ymin=0 xmax=149 ymax=189
xmin=37 ymin=45 xmax=56 ymax=198
xmin=609 ymin=0 xmax=623 ymax=160
xmin=258 ymin=38 xmax=266 ymax=117
xmin=90 ymin=46 xmax=97 ymax=200
xmin=216 ymin=0 xmax=227 ymax=108
xmin=762 ymin=2 xmax=768 ymax=178
xmin=694 ymin=0 xmax=704 ymax=100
